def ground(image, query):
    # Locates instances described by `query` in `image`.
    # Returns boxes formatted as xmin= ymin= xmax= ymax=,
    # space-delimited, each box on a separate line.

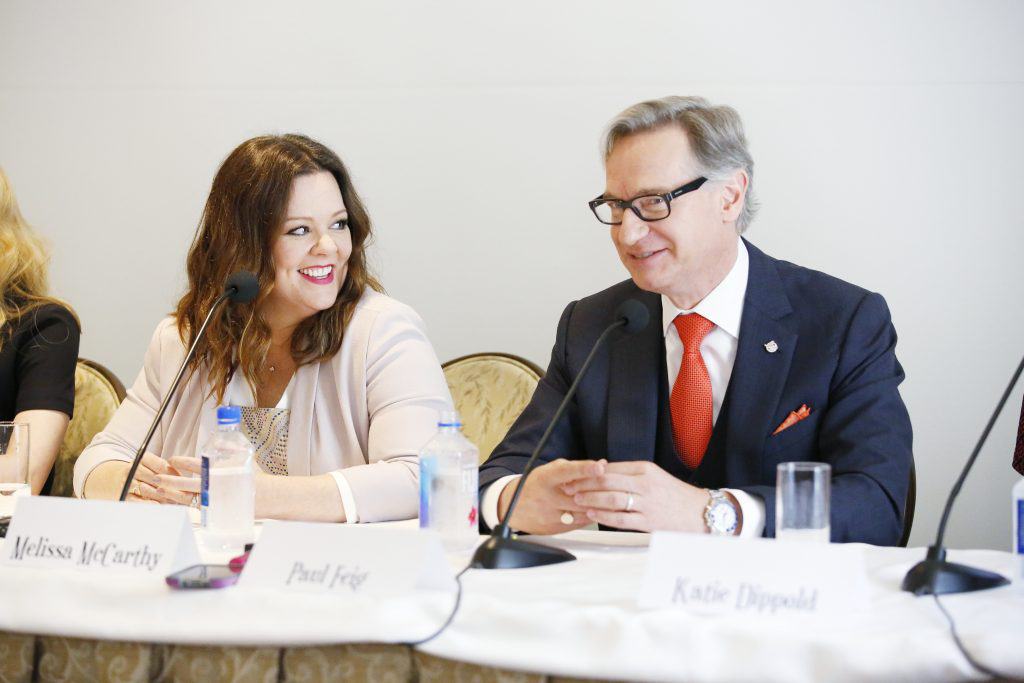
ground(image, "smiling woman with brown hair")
xmin=0 ymin=167 xmax=81 ymax=495
xmin=74 ymin=135 xmax=452 ymax=522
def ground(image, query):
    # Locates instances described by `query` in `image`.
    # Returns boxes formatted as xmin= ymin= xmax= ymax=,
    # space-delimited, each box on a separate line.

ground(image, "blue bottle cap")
xmin=437 ymin=409 xmax=462 ymax=428
xmin=217 ymin=405 xmax=242 ymax=425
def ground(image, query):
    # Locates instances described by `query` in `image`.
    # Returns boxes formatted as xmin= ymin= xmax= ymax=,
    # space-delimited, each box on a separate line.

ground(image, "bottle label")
xmin=419 ymin=457 xmax=434 ymax=529
xmin=200 ymin=455 xmax=210 ymax=528
xmin=463 ymin=465 xmax=478 ymax=528
xmin=1017 ymin=499 xmax=1024 ymax=554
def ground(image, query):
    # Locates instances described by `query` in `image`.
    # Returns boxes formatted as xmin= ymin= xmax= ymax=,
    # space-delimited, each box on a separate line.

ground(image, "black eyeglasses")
xmin=588 ymin=176 xmax=708 ymax=225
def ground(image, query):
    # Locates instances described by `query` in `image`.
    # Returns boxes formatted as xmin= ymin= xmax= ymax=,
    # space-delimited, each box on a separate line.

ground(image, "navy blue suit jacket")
xmin=480 ymin=240 xmax=913 ymax=545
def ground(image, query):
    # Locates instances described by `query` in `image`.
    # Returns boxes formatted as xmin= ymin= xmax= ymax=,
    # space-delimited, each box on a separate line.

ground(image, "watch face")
xmin=709 ymin=501 xmax=737 ymax=533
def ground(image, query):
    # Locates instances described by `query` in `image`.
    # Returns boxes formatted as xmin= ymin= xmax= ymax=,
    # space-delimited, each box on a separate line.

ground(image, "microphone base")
xmin=471 ymin=534 xmax=576 ymax=569
xmin=901 ymin=545 xmax=1010 ymax=596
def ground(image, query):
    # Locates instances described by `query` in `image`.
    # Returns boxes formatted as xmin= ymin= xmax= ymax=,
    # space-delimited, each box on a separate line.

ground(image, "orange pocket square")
xmin=773 ymin=404 xmax=811 ymax=435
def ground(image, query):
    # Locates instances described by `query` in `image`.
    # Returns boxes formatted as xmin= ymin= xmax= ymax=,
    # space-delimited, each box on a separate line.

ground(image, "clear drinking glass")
xmin=0 ymin=422 xmax=30 ymax=517
xmin=776 ymin=461 xmax=830 ymax=543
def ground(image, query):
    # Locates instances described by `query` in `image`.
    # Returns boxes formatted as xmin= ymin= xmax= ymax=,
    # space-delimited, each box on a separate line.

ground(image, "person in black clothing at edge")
xmin=0 ymin=167 xmax=80 ymax=495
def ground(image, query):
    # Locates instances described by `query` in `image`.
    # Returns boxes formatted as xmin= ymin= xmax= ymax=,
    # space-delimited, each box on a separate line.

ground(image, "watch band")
xmin=704 ymin=489 xmax=738 ymax=535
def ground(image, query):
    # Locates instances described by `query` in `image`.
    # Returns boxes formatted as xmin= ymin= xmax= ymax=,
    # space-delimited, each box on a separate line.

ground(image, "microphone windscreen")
xmin=615 ymin=299 xmax=650 ymax=334
xmin=225 ymin=271 xmax=259 ymax=304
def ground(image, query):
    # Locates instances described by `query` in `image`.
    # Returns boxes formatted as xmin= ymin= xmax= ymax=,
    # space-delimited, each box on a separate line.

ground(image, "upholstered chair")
xmin=442 ymin=353 xmax=543 ymax=464
xmin=50 ymin=359 xmax=126 ymax=497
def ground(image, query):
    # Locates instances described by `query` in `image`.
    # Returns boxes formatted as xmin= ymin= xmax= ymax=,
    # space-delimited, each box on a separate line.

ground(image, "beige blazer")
xmin=73 ymin=290 xmax=453 ymax=522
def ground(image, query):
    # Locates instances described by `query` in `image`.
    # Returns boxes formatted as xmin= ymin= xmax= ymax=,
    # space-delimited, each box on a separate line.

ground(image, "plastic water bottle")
xmin=1014 ymin=476 xmax=1024 ymax=581
xmin=200 ymin=406 xmax=255 ymax=551
xmin=419 ymin=410 xmax=479 ymax=552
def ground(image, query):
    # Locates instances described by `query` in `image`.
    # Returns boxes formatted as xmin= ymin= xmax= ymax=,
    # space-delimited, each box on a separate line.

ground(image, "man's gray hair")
xmin=603 ymin=96 xmax=759 ymax=233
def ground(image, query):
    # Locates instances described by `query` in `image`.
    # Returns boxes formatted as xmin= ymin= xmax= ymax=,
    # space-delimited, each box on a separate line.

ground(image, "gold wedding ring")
xmin=560 ymin=511 xmax=575 ymax=525
xmin=131 ymin=483 xmax=142 ymax=497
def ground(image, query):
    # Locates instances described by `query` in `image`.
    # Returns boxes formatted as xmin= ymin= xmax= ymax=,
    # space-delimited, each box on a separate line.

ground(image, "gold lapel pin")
xmin=764 ymin=340 xmax=779 ymax=353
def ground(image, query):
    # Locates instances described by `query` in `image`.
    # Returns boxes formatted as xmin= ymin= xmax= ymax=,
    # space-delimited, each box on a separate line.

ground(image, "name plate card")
xmin=638 ymin=532 xmax=868 ymax=617
xmin=2 ymin=496 xmax=200 ymax=576
xmin=238 ymin=521 xmax=453 ymax=596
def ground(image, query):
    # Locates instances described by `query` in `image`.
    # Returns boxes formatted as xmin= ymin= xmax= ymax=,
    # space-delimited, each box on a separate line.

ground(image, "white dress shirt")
xmin=483 ymin=237 xmax=765 ymax=537
xmin=660 ymin=238 xmax=765 ymax=537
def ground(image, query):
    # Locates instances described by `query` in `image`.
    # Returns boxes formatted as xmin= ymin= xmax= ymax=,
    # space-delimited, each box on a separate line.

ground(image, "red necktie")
xmin=1013 ymin=394 xmax=1024 ymax=476
xmin=670 ymin=314 xmax=716 ymax=469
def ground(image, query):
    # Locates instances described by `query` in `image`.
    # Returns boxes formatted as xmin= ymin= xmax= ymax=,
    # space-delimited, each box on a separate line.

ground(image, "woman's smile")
xmin=298 ymin=264 xmax=335 ymax=284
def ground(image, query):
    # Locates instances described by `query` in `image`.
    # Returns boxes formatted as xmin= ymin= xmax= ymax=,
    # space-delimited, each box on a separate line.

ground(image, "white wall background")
xmin=1 ymin=0 xmax=1022 ymax=551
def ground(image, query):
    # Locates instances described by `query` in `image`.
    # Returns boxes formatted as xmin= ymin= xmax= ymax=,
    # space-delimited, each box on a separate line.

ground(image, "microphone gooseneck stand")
xmin=118 ymin=272 xmax=259 ymax=501
xmin=472 ymin=299 xmax=650 ymax=570
xmin=901 ymin=352 xmax=1023 ymax=595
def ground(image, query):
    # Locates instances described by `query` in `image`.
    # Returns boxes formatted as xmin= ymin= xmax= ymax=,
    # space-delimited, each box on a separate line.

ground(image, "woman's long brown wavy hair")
xmin=174 ymin=134 xmax=382 ymax=403
xmin=0 ymin=167 xmax=78 ymax=348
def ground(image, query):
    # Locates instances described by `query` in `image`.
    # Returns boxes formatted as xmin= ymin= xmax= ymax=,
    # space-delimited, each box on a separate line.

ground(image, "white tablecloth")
xmin=1 ymin=522 xmax=1021 ymax=683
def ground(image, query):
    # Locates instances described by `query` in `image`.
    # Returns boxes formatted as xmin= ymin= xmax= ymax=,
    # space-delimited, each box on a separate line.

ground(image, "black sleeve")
xmin=14 ymin=304 xmax=81 ymax=418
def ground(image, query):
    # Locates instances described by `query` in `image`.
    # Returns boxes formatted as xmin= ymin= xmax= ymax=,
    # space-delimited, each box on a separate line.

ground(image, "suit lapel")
xmin=606 ymin=290 xmax=662 ymax=462
xmin=718 ymin=241 xmax=797 ymax=481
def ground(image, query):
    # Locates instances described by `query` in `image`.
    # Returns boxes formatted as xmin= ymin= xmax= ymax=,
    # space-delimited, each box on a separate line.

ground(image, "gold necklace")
xmin=267 ymin=353 xmax=288 ymax=374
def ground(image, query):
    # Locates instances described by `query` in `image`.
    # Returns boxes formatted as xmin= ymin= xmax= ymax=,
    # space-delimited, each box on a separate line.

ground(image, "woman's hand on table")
xmin=123 ymin=453 xmax=181 ymax=504
xmin=155 ymin=456 xmax=205 ymax=507
xmin=162 ymin=456 xmax=270 ymax=510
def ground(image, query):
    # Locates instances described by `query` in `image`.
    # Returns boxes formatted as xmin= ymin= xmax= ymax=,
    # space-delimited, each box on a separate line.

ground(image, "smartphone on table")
xmin=166 ymin=564 xmax=239 ymax=589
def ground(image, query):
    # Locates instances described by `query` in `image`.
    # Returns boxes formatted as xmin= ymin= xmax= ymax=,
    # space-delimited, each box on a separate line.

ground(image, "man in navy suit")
xmin=478 ymin=96 xmax=912 ymax=544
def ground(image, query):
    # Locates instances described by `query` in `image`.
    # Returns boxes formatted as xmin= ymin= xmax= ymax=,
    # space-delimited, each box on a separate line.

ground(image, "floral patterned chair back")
xmin=442 ymin=353 xmax=543 ymax=465
xmin=50 ymin=359 xmax=126 ymax=497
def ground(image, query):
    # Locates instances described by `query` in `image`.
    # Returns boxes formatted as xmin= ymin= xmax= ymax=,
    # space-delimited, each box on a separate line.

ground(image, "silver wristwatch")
xmin=704 ymin=489 xmax=739 ymax=536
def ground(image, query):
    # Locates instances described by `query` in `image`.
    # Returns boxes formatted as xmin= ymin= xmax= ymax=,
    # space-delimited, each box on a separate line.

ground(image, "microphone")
xmin=225 ymin=271 xmax=259 ymax=304
xmin=118 ymin=271 xmax=259 ymax=502
xmin=472 ymin=298 xmax=651 ymax=569
xmin=901 ymin=351 xmax=1024 ymax=595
